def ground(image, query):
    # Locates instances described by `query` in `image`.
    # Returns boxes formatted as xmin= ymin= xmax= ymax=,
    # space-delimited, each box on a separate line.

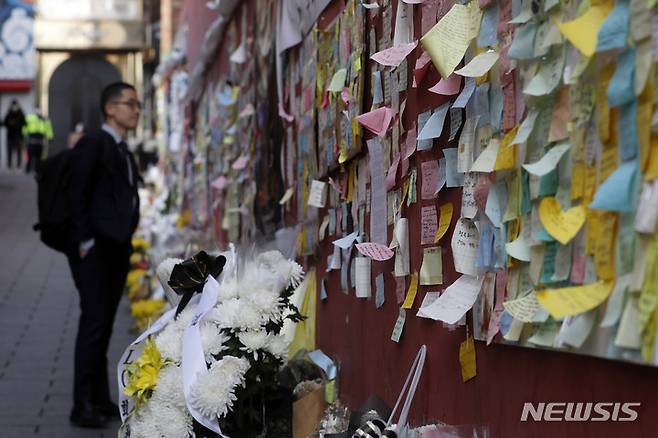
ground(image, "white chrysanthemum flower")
xmin=155 ymin=321 xmax=183 ymax=362
xmin=242 ymin=286 xmax=281 ymax=315
xmin=238 ymin=330 xmax=269 ymax=359
xmin=128 ymin=405 xmax=159 ymax=438
xmin=155 ymin=305 xmax=197 ymax=362
xmin=152 ymin=402 xmax=194 ymax=438
xmin=200 ymin=322 xmax=228 ymax=362
xmin=257 ymin=250 xmax=305 ymax=289
xmin=151 ymin=364 xmax=185 ymax=408
xmin=266 ymin=333 xmax=289 ymax=360
xmin=210 ymin=297 xmax=240 ymax=328
xmin=189 ymin=356 xmax=250 ymax=418
xmin=217 ymin=278 xmax=239 ymax=302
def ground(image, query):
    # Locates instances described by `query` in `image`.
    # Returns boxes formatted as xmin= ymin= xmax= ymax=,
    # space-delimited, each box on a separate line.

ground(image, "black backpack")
xmin=33 ymin=149 xmax=73 ymax=253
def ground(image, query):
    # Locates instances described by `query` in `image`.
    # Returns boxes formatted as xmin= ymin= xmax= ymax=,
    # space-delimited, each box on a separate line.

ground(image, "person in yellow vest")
xmin=22 ymin=108 xmax=53 ymax=173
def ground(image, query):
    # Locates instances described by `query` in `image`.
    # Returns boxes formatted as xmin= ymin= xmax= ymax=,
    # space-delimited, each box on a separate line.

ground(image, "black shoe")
xmin=95 ymin=401 xmax=120 ymax=420
xmin=70 ymin=402 xmax=107 ymax=428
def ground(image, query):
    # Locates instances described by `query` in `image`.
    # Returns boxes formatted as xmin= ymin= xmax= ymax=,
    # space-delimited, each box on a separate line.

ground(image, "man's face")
xmin=106 ymin=88 xmax=141 ymax=130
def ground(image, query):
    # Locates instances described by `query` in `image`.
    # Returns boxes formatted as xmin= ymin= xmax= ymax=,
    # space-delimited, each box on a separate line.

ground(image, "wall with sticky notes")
xmin=168 ymin=0 xmax=658 ymax=435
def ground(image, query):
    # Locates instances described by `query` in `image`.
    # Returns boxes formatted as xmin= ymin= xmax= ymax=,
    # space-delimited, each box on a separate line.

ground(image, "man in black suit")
xmin=67 ymin=82 xmax=141 ymax=427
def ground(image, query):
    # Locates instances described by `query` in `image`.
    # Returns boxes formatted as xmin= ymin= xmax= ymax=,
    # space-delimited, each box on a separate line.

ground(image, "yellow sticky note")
xmin=538 ymin=197 xmax=587 ymax=245
xmin=536 ymin=281 xmax=614 ymax=319
xmin=594 ymin=212 xmax=617 ymax=281
xmin=402 ymin=272 xmax=419 ymax=309
xmin=420 ymin=247 xmax=443 ymax=285
xmin=420 ymin=2 xmax=482 ymax=79
xmin=599 ymin=143 xmax=619 ymax=182
xmin=596 ymin=63 xmax=615 ymax=142
xmin=571 ymin=161 xmax=586 ymax=200
xmin=495 ymin=128 xmax=518 ymax=170
xmin=639 ymin=234 xmax=658 ymax=330
xmin=325 ymin=379 xmax=336 ymax=404
xmin=557 ymin=2 xmax=614 ymax=57
xmin=338 ymin=144 xmax=349 ymax=163
xmin=646 ymin=136 xmax=658 ymax=181
xmin=346 ymin=164 xmax=355 ymax=203
xmin=459 ymin=337 xmax=477 ymax=382
xmin=399 ymin=179 xmax=410 ymax=212
xmin=435 ymin=203 xmax=454 ymax=242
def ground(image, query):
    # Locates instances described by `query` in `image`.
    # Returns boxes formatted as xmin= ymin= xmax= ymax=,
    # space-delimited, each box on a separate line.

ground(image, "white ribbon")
xmin=116 ymin=297 xmax=198 ymax=422
xmin=181 ymin=275 xmax=229 ymax=437
xmin=387 ymin=345 xmax=427 ymax=432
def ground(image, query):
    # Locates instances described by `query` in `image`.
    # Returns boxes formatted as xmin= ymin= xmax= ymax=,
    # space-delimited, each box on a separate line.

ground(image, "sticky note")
xmin=402 ymin=272 xmax=419 ymax=309
xmin=420 ymin=246 xmax=443 ymax=285
xmin=536 ymin=281 xmax=615 ymax=319
xmin=420 ymin=2 xmax=483 ymax=79
xmin=557 ymin=2 xmax=614 ymax=57
xmin=451 ymin=218 xmax=480 ymax=276
xmin=391 ymin=308 xmax=406 ymax=342
xmin=459 ymin=337 xmax=477 ymax=382
xmin=538 ymin=197 xmax=587 ymax=245
xmin=435 ymin=203 xmax=454 ymax=242
xmin=503 ymin=292 xmax=541 ymax=322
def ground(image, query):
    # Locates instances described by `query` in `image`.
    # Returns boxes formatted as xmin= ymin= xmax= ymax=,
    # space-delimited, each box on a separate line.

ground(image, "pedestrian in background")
xmin=3 ymin=99 xmax=26 ymax=172
xmin=23 ymin=108 xmax=53 ymax=173
xmin=66 ymin=82 xmax=141 ymax=428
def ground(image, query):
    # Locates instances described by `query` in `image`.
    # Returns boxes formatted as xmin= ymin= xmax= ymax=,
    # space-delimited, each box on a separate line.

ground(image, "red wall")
xmin=177 ymin=1 xmax=658 ymax=436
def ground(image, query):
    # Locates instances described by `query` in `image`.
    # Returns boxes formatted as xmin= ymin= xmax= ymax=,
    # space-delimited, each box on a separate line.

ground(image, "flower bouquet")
xmin=119 ymin=247 xmax=306 ymax=438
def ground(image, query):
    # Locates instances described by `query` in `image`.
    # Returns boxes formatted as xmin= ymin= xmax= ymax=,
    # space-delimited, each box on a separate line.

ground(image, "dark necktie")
xmin=117 ymin=141 xmax=134 ymax=187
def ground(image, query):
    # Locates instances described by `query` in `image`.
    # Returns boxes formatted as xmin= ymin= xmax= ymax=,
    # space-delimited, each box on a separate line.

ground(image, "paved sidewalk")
xmin=0 ymin=172 xmax=135 ymax=437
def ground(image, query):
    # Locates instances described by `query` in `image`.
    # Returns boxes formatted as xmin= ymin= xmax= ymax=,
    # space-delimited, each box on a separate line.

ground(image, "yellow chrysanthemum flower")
xmin=131 ymin=237 xmax=151 ymax=251
xmin=124 ymin=337 xmax=164 ymax=409
xmin=131 ymin=299 xmax=166 ymax=331
xmin=176 ymin=209 xmax=191 ymax=228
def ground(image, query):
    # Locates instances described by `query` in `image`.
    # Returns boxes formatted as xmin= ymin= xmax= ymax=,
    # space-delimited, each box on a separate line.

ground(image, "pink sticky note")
xmin=421 ymin=160 xmax=440 ymax=200
xmin=232 ymin=155 xmax=249 ymax=170
xmin=414 ymin=51 xmax=432 ymax=86
xmin=421 ymin=205 xmax=438 ymax=245
xmin=356 ymin=107 xmax=396 ymax=137
xmin=211 ymin=175 xmax=227 ymax=190
xmin=428 ymin=74 xmax=462 ymax=95
xmin=571 ymin=254 xmax=587 ymax=284
xmin=356 ymin=242 xmax=395 ymax=261
xmin=474 ymin=174 xmax=494 ymax=211
xmin=403 ymin=126 xmax=417 ymax=160
xmin=278 ymin=103 xmax=293 ymax=122
xmin=341 ymin=87 xmax=351 ymax=106
xmin=386 ymin=154 xmax=401 ymax=191
xmin=486 ymin=309 xmax=503 ymax=345
xmin=395 ymin=277 xmax=407 ymax=304
xmin=370 ymin=41 xmax=418 ymax=67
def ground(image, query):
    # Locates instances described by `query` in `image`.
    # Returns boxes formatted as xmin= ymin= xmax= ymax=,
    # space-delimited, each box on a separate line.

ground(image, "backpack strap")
xmin=386 ymin=345 xmax=427 ymax=432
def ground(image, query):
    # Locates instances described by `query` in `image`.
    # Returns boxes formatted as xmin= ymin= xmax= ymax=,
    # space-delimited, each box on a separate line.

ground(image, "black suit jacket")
xmin=68 ymin=129 xmax=140 ymax=245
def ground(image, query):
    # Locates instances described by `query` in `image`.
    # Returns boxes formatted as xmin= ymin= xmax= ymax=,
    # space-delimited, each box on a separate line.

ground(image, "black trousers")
xmin=6 ymin=137 xmax=22 ymax=168
xmin=67 ymin=238 xmax=131 ymax=404
xmin=26 ymin=143 xmax=42 ymax=173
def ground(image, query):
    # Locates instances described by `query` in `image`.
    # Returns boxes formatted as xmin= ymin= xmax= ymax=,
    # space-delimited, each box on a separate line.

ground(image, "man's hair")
xmin=100 ymin=82 xmax=136 ymax=118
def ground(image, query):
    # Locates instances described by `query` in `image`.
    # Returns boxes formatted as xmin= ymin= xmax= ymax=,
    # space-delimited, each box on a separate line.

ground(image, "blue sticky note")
xmin=500 ymin=311 xmax=514 ymax=336
xmin=416 ymin=111 xmax=434 ymax=150
xmin=494 ymin=226 xmax=507 ymax=268
xmin=538 ymin=168 xmax=559 ymax=196
xmin=321 ymin=277 xmax=328 ymax=300
xmin=476 ymin=83 xmax=491 ymax=127
xmin=478 ymin=3 xmax=500 ymax=48
xmin=489 ymin=84 xmax=504 ymax=133
xmin=540 ymin=241 xmax=558 ymax=284
xmin=590 ymin=160 xmax=638 ymax=212
xmin=308 ymin=349 xmax=337 ymax=380
xmin=375 ymin=273 xmax=385 ymax=308
xmin=596 ymin=0 xmax=630 ymax=52
xmin=520 ymin=171 xmax=532 ymax=215
xmin=476 ymin=223 xmax=496 ymax=269
xmin=508 ymin=22 xmax=538 ymax=60
xmin=607 ymin=49 xmax=635 ymax=107
xmin=619 ymin=100 xmax=639 ymax=161
xmin=417 ymin=103 xmax=450 ymax=141
xmin=453 ymin=77 xmax=477 ymax=108
xmin=535 ymin=226 xmax=556 ymax=242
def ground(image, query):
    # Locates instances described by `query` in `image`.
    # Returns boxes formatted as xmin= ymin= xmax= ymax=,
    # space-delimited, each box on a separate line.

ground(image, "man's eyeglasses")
xmin=112 ymin=100 xmax=142 ymax=110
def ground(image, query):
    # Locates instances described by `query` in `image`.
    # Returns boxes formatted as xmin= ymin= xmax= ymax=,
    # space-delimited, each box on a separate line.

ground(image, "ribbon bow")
xmin=168 ymin=250 xmax=226 ymax=317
